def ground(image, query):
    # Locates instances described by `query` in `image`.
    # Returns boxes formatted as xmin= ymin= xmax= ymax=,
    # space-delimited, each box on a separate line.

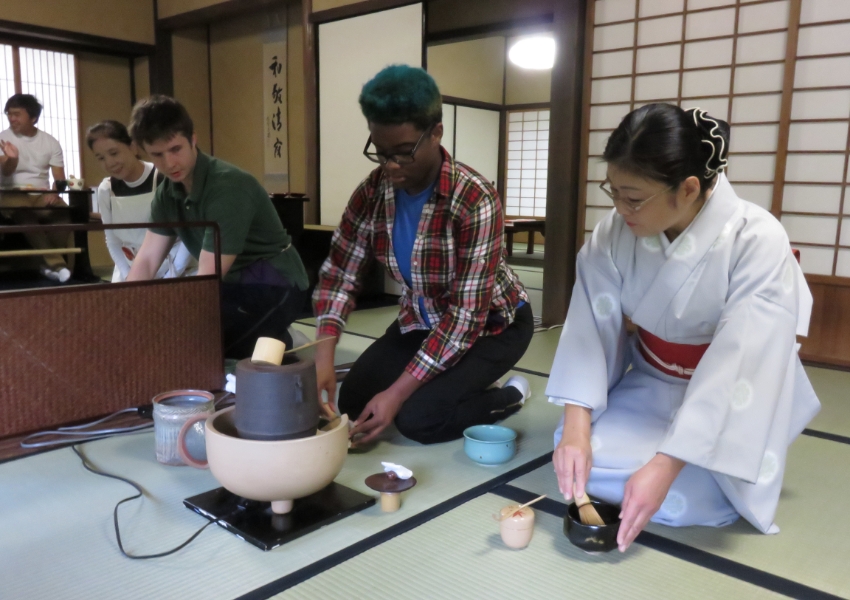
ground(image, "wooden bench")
xmin=504 ymin=219 xmax=545 ymax=256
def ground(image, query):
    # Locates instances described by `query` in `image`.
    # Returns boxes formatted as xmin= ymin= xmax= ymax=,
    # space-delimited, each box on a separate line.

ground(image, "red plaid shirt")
xmin=313 ymin=148 xmax=529 ymax=382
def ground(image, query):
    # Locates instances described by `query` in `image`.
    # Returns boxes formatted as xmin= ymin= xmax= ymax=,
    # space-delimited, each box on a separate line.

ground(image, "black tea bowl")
xmin=564 ymin=500 xmax=621 ymax=553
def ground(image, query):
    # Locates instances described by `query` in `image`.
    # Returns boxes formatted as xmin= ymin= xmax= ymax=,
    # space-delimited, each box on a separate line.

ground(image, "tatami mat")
xmin=290 ymin=322 xmax=374 ymax=367
xmin=511 ymin=265 xmax=543 ymax=289
xmin=805 ymin=366 xmax=850 ymax=438
xmin=297 ymin=306 xmax=563 ymax=379
xmin=7 ymin=303 xmax=847 ymax=599
xmin=526 ymin=287 xmax=543 ymax=317
xmin=508 ymin=435 xmax=850 ymax=599
xmin=278 ymin=494 xmax=782 ymax=600
xmin=516 ymin=326 xmax=561 ymax=374
xmin=0 ymin=366 xmax=560 ymax=600
xmin=295 ymin=305 xmax=397 ymax=340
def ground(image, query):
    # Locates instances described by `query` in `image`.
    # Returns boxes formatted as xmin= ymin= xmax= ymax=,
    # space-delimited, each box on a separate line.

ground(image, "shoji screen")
xmin=0 ymin=46 xmax=14 ymax=109
xmin=317 ymin=4 xmax=423 ymax=226
xmin=506 ymin=108 xmax=551 ymax=218
xmin=783 ymin=1 xmax=850 ymax=277
xmin=583 ymin=0 xmax=793 ymax=241
xmin=454 ymin=105 xmax=501 ymax=188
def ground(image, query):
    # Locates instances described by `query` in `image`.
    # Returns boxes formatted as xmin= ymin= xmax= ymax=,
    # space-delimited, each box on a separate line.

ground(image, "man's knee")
xmin=337 ymin=382 xmax=369 ymax=421
xmin=394 ymin=409 xmax=446 ymax=445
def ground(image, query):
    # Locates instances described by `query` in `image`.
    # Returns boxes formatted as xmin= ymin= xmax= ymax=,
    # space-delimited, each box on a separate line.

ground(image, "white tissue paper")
xmin=382 ymin=462 xmax=412 ymax=479
xmin=225 ymin=374 xmax=236 ymax=393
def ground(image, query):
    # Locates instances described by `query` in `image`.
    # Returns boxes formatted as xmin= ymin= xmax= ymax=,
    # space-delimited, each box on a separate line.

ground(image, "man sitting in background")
xmin=125 ymin=95 xmax=309 ymax=358
xmin=0 ymin=94 xmax=71 ymax=282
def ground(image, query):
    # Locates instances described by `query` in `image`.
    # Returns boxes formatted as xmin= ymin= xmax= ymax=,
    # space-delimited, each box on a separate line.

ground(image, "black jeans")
xmin=220 ymin=259 xmax=306 ymax=359
xmin=338 ymin=303 xmax=534 ymax=444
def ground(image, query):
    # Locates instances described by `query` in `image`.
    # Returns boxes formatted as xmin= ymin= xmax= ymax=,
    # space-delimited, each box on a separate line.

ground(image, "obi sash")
xmin=637 ymin=328 xmax=710 ymax=380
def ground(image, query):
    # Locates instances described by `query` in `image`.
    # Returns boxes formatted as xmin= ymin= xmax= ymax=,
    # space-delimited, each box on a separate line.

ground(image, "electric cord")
xmin=21 ymin=408 xmax=154 ymax=448
xmin=22 ymin=392 xmax=232 ymax=449
xmin=72 ymin=444 xmax=235 ymax=559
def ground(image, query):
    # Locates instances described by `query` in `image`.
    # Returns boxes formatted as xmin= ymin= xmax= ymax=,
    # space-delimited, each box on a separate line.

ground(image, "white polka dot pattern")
xmin=660 ymin=490 xmax=687 ymax=517
xmin=757 ymin=451 xmax=780 ymax=485
xmin=782 ymin=262 xmax=794 ymax=293
xmin=593 ymin=293 xmax=618 ymax=320
xmin=673 ymin=233 xmax=696 ymax=259
xmin=641 ymin=235 xmax=662 ymax=252
xmin=731 ymin=380 xmax=753 ymax=411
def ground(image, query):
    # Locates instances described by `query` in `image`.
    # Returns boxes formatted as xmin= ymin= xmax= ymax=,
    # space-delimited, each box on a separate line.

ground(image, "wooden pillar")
xmin=302 ymin=0 xmax=319 ymax=224
xmin=542 ymin=0 xmax=586 ymax=326
xmin=150 ymin=2 xmax=174 ymax=96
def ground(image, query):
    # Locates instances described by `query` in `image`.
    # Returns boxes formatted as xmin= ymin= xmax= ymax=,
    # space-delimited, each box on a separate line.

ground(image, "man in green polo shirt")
xmin=126 ymin=95 xmax=308 ymax=358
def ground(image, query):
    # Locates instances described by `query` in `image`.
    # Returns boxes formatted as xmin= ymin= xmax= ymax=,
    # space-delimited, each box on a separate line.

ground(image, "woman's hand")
xmin=617 ymin=453 xmax=685 ymax=552
xmin=553 ymin=404 xmax=593 ymax=501
xmin=314 ymin=334 xmax=338 ymax=419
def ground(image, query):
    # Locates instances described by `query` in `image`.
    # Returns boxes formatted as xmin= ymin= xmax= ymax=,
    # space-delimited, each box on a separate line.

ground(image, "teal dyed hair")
xmin=359 ymin=65 xmax=442 ymax=131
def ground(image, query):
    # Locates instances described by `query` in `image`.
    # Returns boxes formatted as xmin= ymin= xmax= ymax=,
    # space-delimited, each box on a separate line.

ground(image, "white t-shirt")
xmin=0 ymin=128 xmax=64 ymax=189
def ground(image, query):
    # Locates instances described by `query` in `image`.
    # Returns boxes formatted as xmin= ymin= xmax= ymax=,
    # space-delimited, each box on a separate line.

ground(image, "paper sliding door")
xmin=317 ymin=3 xmax=424 ymax=226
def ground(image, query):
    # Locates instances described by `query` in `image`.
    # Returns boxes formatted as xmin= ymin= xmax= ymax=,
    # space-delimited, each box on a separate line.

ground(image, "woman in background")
xmin=86 ymin=120 xmax=195 ymax=282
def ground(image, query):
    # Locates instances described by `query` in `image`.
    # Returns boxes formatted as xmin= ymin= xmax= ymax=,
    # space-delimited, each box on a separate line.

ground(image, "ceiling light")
xmin=508 ymin=36 xmax=555 ymax=70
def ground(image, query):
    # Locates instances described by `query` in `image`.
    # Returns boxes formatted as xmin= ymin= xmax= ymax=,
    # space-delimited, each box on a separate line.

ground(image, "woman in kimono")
xmin=547 ymin=103 xmax=819 ymax=552
xmin=87 ymin=120 xmax=195 ymax=282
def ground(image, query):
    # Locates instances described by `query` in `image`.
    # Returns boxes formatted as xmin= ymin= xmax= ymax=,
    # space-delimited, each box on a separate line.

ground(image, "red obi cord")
xmin=637 ymin=328 xmax=710 ymax=380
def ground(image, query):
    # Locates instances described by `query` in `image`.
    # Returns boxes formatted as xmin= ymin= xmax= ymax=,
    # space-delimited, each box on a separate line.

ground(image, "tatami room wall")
xmin=427 ymin=37 xmax=553 ymax=107
xmin=505 ymin=44 xmax=552 ymax=105
xmin=167 ymin=1 xmax=307 ymax=195
xmin=158 ymin=0 xmax=234 ymax=20
xmin=428 ymin=37 xmax=506 ymax=105
xmin=0 ymin=0 xmax=155 ymax=45
xmin=172 ymin=27 xmax=212 ymax=154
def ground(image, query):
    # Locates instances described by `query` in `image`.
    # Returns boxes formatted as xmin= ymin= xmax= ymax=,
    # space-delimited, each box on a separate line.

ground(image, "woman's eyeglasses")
xmin=363 ymin=128 xmax=432 ymax=165
xmin=599 ymin=180 xmax=673 ymax=213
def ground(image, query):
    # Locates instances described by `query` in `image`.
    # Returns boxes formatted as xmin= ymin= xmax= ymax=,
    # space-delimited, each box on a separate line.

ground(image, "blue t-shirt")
xmin=393 ymin=182 xmax=437 ymax=327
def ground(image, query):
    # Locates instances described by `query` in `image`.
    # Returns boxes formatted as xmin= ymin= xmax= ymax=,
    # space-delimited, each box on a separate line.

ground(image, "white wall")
xmin=318 ymin=4 xmax=423 ymax=226
xmin=454 ymin=106 xmax=501 ymax=187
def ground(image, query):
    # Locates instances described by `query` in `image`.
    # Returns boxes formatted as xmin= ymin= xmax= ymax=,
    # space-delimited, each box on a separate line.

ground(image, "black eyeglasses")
xmin=363 ymin=128 xmax=432 ymax=165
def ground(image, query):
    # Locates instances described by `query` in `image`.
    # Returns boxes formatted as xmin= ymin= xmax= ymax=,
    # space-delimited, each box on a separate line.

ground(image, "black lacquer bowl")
xmin=564 ymin=501 xmax=621 ymax=553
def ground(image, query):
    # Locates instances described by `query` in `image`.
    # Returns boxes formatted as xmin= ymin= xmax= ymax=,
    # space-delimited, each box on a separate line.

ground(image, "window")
xmin=0 ymin=46 xmax=14 ymax=109
xmin=0 ymin=44 xmax=81 ymax=184
xmin=505 ymin=109 xmax=549 ymax=218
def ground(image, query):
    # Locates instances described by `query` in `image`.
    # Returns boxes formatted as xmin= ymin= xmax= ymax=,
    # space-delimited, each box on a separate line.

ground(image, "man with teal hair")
xmin=313 ymin=65 xmax=534 ymax=445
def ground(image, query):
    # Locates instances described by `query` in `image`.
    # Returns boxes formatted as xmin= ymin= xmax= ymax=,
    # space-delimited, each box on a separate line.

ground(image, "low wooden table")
xmin=0 ymin=188 xmax=97 ymax=281
xmin=504 ymin=219 xmax=545 ymax=256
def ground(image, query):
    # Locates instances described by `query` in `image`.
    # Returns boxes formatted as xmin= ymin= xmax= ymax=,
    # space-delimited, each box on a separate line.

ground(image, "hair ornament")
xmin=687 ymin=107 xmax=728 ymax=178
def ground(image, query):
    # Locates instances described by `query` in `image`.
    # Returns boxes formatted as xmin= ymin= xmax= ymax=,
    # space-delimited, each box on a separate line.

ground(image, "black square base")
xmin=184 ymin=483 xmax=375 ymax=551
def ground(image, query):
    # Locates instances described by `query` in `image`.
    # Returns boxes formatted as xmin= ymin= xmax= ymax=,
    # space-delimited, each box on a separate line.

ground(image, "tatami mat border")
xmin=801 ymin=428 xmax=850 ymax=446
xmin=493 ymin=484 xmax=844 ymax=600
xmin=509 ymin=365 xmax=549 ymax=378
xmin=236 ymin=452 xmax=554 ymax=600
xmin=293 ymin=319 xmax=378 ymax=342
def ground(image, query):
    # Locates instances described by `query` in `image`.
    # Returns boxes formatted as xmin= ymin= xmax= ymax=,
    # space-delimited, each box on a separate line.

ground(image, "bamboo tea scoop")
xmin=493 ymin=494 xmax=547 ymax=521
xmin=574 ymin=485 xmax=605 ymax=526
xmin=284 ymin=336 xmax=335 ymax=354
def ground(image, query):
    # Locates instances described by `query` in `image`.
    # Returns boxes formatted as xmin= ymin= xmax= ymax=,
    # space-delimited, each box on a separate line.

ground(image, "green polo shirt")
xmin=150 ymin=152 xmax=307 ymax=288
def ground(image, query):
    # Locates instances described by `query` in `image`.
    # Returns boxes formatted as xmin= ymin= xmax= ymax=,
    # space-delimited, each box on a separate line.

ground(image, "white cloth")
xmin=546 ymin=174 xmax=820 ymax=534
xmin=96 ymin=163 xmax=196 ymax=282
xmin=0 ymin=128 xmax=64 ymax=189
